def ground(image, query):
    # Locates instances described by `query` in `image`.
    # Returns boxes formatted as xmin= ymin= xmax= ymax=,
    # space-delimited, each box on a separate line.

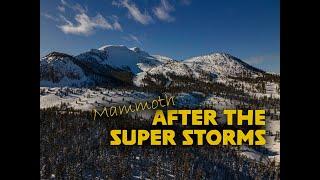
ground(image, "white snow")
xmin=40 ymin=53 xmax=92 ymax=87
xmin=77 ymin=45 xmax=167 ymax=74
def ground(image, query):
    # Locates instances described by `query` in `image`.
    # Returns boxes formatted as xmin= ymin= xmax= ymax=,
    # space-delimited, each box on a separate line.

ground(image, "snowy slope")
xmin=40 ymin=52 xmax=92 ymax=87
xmin=76 ymin=45 xmax=168 ymax=74
xmin=134 ymin=52 xmax=266 ymax=87
xmin=184 ymin=53 xmax=264 ymax=77
xmin=133 ymin=61 xmax=194 ymax=86
xmin=151 ymin=54 xmax=175 ymax=63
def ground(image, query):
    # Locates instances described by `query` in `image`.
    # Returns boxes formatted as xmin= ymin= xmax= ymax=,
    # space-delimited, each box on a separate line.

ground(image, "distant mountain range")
xmin=40 ymin=45 xmax=266 ymax=87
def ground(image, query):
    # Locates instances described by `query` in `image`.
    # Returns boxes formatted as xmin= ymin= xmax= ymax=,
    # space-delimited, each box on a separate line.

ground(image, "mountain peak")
xmin=129 ymin=47 xmax=141 ymax=52
xmin=41 ymin=52 xmax=76 ymax=63
xmin=97 ymin=45 xmax=146 ymax=54
xmin=45 ymin=51 xmax=73 ymax=59
xmin=204 ymin=52 xmax=234 ymax=58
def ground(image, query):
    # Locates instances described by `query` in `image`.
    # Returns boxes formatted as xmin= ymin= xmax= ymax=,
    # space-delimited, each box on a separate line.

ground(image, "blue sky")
xmin=41 ymin=0 xmax=280 ymax=73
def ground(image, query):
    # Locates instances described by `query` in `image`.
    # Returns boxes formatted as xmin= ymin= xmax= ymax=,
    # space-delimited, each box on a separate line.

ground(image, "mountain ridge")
xmin=40 ymin=45 xmax=268 ymax=87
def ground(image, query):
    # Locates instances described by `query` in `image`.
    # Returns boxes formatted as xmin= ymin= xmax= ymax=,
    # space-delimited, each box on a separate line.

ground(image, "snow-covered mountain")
xmin=134 ymin=52 xmax=265 ymax=86
xmin=76 ymin=45 xmax=172 ymax=73
xmin=40 ymin=52 xmax=92 ymax=87
xmin=40 ymin=45 xmax=266 ymax=87
xmin=40 ymin=50 xmax=135 ymax=87
xmin=184 ymin=53 xmax=264 ymax=77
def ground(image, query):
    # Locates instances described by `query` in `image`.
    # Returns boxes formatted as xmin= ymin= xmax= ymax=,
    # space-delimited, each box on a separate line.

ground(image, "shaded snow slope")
xmin=40 ymin=52 xmax=92 ymax=87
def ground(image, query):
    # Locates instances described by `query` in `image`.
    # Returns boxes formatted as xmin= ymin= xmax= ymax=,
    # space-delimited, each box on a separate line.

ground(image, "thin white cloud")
xmin=72 ymin=3 xmax=87 ymax=14
xmin=59 ymin=14 xmax=72 ymax=24
xmin=153 ymin=0 xmax=175 ymax=22
xmin=58 ymin=13 xmax=120 ymax=36
xmin=246 ymin=56 xmax=264 ymax=65
xmin=61 ymin=0 xmax=67 ymax=6
xmin=112 ymin=0 xmax=153 ymax=25
xmin=113 ymin=21 xmax=122 ymax=31
xmin=179 ymin=0 xmax=191 ymax=6
xmin=42 ymin=13 xmax=60 ymax=22
xmin=111 ymin=15 xmax=123 ymax=31
xmin=246 ymin=54 xmax=280 ymax=65
xmin=129 ymin=34 xmax=141 ymax=44
xmin=123 ymin=34 xmax=141 ymax=45
xmin=244 ymin=54 xmax=280 ymax=73
xmin=57 ymin=5 xmax=65 ymax=13
xmin=59 ymin=0 xmax=87 ymax=14
xmin=44 ymin=1 xmax=123 ymax=36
